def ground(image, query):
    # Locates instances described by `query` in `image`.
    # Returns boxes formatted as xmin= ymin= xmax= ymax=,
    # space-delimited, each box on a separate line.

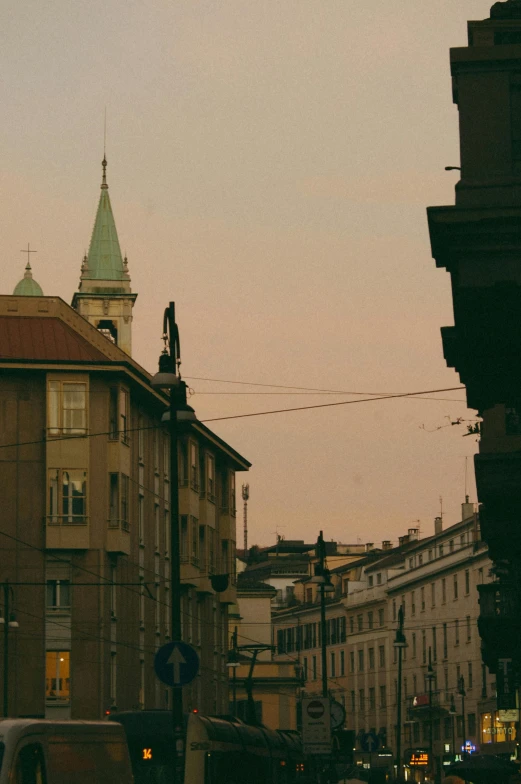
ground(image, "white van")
xmin=0 ymin=719 xmax=133 ymax=784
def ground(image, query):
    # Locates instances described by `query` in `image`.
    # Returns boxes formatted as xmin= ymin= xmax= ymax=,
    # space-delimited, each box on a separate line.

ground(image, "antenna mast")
xmin=242 ymin=484 xmax=250 ymax=554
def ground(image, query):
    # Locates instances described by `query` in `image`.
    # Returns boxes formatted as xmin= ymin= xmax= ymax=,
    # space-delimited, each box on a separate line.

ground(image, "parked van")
xmin=0 ymin=719 xmax=133 ymax=784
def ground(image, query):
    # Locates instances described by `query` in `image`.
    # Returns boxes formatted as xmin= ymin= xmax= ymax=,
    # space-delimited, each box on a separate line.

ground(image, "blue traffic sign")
xmin=360 ymin=731 xmax=379 ymax=752
xmin=154 ymin=641 xmax=200 ymax=687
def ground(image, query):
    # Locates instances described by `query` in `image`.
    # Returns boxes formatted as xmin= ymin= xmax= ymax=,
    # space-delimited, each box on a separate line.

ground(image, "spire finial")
xmin=101 ymin=108 xmax=108 ymax=189
xmin=101 ymin=156 xmax=108 ymax=189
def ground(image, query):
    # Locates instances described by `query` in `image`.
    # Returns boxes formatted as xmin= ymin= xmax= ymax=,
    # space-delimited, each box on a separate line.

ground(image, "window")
xmin=442 ymin=578 xmax=446 ymax=603
xmin=379 ymin=645 xmax=385 ymax=667
xmin=349 ymin=617 xmax=354 ymax=634
xmin=460 ymin=533 xmax=466 ymax=547
xmin=465 ymin=570 xmax=470 ymax=595
xmin=468 ymin=713 xmax=476 ymax=736
xmin=46 ymin=580 xmax=70 ymax=609
xmin=453 ymin=574 xmax=459 ymax=600
xmin=180 ymin=515 xmax=188 ymax=561
xmin=48 ymin=380 xmax=87 ymax=435
xmin=357 ymin=615 xmax=363 ymax=631
xmin=422 ymin=630 xmax=426 ymax=664
xmin=359 ymin=689 xmax=365 ymax=710
xmin=312 ymin=656 xmax=317 ymax=680
xmin=468 ymin=662 xmax=473 ymax=689
xmin=449 ymin=539 xmax=454 ymax=553
xmin=368 ymin=648 xmax=375 ymax=669
xmin=412 ymin=633 xmax=416 ymax=658
xmin=351 ymin=691 xmax=356 ymax=712
xmin=411 ymin=591 xmax=416 ymax=616
xmin=368 ymin=575 xmax=374 ymax=587
xmin=376 ymin=573 xmax=382 ymax=585
xmin=349 ymin=652 xmax=355 ymax=672
xmin=466 ymin=616 xmax=471 ymax=642
xmin=190 ymin=443 xmax=198 ymax=491
xmin=421 ymin=587 xmax=425 ymax=611
xmin=439 ymin=544 xmax=444 ymax=557
xmin=358 ymin=650 xmax=364 ymax=672
xmin=48 ymin=469 xmax=87 ymax=523
xmin=432 ymin=627 xmax=437 ymax=661
xmin=46 ymin=651 xmax=70 ymax=702
xmin=109 ymin=473 xmax=130 ymax=532
xmin=409 ymin=558 xmax=413 ymax=569
xmin=369 ymin=687 xmax=375 ymax=710
xmin=418 ymin=554 xmax=423 ymax=566
xmin=368 ymin=612 xmax=374 ymax=629
xmin=380 ymin=685 xmax=386 ymax=708
xmin=392 ymin=599 xmax=396 ymax=621
xmin=378 ymin=609 xmax=384 ymax=627
xmin=455 ymin=619 xmax=459 ymax=646
xmin=428 ymin=549 xmax=432 ymax=561
xmin=340 ymin=650 xmax=345 ymax=676
xmin=207 ymin=454 xmax=215 ymax=501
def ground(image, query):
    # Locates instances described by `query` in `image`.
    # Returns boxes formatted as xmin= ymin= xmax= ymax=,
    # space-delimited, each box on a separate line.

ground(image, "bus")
xmin=109 ymin=710 xmax=313 ymax=784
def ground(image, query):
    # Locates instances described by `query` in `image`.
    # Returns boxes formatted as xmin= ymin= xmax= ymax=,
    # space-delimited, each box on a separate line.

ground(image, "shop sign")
xmin=412 ymin=694 xmax=429 ymax=707
xmin=409 ymin=750 xmax=429 ymax=766
xmin=461 ymin=740 xmax=476 ymax=754
xmin=499 ymin=709 xmax=519 ymax=723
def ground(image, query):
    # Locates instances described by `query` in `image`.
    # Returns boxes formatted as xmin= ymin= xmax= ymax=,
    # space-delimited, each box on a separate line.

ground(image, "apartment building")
xmin=0 ymin=159 xmax=250 ymax=719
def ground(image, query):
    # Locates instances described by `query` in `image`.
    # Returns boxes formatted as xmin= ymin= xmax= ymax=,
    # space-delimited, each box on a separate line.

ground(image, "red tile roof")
xmin=0 ymin=317 xmax=111 ymax=362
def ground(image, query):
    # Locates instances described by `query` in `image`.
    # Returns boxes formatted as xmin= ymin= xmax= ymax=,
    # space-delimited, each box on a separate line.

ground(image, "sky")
xmin=2 ymin=0 xmax=494 ymax=548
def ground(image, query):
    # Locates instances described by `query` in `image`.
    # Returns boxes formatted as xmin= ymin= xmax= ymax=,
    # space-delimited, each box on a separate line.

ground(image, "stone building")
xmin=0 ymin=160 xmax=249 ymax=719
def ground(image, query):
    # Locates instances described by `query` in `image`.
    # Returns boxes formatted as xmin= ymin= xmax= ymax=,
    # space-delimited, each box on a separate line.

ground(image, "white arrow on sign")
xmin=168 ymin=646 xmax=186 ymax=683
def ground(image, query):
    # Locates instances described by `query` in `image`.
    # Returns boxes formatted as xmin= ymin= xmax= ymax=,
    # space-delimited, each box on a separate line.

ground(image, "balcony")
xmin=45 ymin=516 xmax=89 ymax=550
xmin=406 ymin=690 xmax=449 ymax=719
xmin=106 ymin=519 xmax=130 ymax=555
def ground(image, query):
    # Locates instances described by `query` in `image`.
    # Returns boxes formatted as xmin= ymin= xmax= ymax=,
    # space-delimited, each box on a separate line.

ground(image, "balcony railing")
xmin=108 ymin=518 xmax=130 ymax=533
xmin=47 ymin=515 xmax=88 ymax=527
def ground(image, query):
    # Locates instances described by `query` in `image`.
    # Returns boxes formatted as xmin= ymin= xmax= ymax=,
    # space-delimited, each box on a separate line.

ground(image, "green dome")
xmin=13 ymin=263 xmax=44 ymax=296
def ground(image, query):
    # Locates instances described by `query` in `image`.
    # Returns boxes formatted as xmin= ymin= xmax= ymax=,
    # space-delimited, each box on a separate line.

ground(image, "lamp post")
xmin=0 ymin=580 xmax=19 ymax=717
xmin=394 ymin=605 xmax=407 ymax=779
xmin=449 ymin=694 xmax=457 ymax=762
xmin=226 ymin=627 xmax=239 ymax=715
xmin=315 ymin=531 xmax=335 ymax=698
xmin=426 ymin=648 xmax=435 ymax=783
xmin=151 ymin=302 xmax=195 ymax=784
xmin=458 ymin=676 xmax=466 ymax=754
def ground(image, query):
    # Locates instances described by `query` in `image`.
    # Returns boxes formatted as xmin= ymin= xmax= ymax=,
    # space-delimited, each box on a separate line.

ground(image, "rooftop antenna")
xmin=241 ymin=483 xmax=249 ymax=554
xmin=102 ymin=108 xmax=108 ymax=188
xmin=439 ymin=495 xmax=443 ymax=521
xmin=464 ymin=456 xmax=468 ymax=501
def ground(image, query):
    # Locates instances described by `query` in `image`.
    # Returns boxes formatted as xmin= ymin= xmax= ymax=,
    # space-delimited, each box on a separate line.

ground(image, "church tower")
xmin=72 ymin=157 xmax=137 ymax=355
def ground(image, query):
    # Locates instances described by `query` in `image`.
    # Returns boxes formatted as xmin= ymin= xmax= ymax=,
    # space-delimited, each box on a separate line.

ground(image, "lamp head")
xmin=151 ymin=351 xmax=180 ymax=390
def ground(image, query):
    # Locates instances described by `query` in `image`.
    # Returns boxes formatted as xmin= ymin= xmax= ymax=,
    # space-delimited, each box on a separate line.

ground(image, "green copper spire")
xmin=13 ymin=262 xmax=44 ymax=296
xmin=83 ymin=157 xmax=126 ymax=282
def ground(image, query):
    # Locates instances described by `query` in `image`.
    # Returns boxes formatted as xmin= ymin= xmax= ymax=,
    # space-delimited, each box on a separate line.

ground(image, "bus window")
xmin=13 ymin=744 xmax=46 ymax=784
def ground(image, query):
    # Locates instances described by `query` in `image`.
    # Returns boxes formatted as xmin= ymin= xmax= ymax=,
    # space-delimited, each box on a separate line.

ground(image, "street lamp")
xmin=393 ymin=606 xmax=407 ymax=779
xmin=426 ymin=648 xmax=435 ymax=782
xmin=449 ymin=694 xmax=457 ymax=762
xmin=226 ymin=628 xmax=240 ymax=716
xmin=0 ymin=580 xmax=19 ymax=717
xmin=312 ymin=534 xmax=335 ymax=699
xmin=458 ymin=676 xmax=466 ymax=755
xmin=151 ymin=302 xmax=195 ymax=784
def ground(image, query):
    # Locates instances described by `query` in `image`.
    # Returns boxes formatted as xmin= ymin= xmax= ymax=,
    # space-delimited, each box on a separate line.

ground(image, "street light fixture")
xmin=426 ymin=648 xmax=435 ymax=781
xmin=151 ymin=302 xmax=195 ymax=784
xmin=394 ymin=606 xmax=407 ymax=779
xmin=0 ymin=580 xmax=19 ymax=717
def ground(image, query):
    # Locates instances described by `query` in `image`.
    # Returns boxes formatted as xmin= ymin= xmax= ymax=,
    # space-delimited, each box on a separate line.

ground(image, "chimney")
xmin=365 ymin=542 xmax=374 ymax=552
xmin=461 ymin=496 xmax=475 ymax=521
xmin=398 ymin=535 xmax=410 ymax=547
xmin=434 ymin=516 xmax=443 ymax=535
xmin=382 ymin=540 xmax=392 ymax=551
xmin=408 ymin=528 xmax=419 ymax=541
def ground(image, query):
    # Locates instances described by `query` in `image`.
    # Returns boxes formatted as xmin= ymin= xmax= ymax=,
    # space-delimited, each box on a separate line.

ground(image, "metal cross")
xmin=20 ymin=243 xmax=37 ymax=264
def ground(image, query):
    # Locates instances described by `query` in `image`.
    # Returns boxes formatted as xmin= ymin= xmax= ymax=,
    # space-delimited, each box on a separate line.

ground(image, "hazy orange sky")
xmin=2 ymin=0 xmax=493 ymax=548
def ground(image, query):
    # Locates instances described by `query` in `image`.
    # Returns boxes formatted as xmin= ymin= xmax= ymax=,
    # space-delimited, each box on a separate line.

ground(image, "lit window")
xmin=46 ymin=651 xmax=70 ymax=702
xmin=48 ymin=381 xmax=87 ymax=435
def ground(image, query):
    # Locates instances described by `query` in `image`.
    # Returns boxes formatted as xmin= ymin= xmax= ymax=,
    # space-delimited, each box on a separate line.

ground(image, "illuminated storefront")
xmin=481 ymin=711 xmax=517 ymax=748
